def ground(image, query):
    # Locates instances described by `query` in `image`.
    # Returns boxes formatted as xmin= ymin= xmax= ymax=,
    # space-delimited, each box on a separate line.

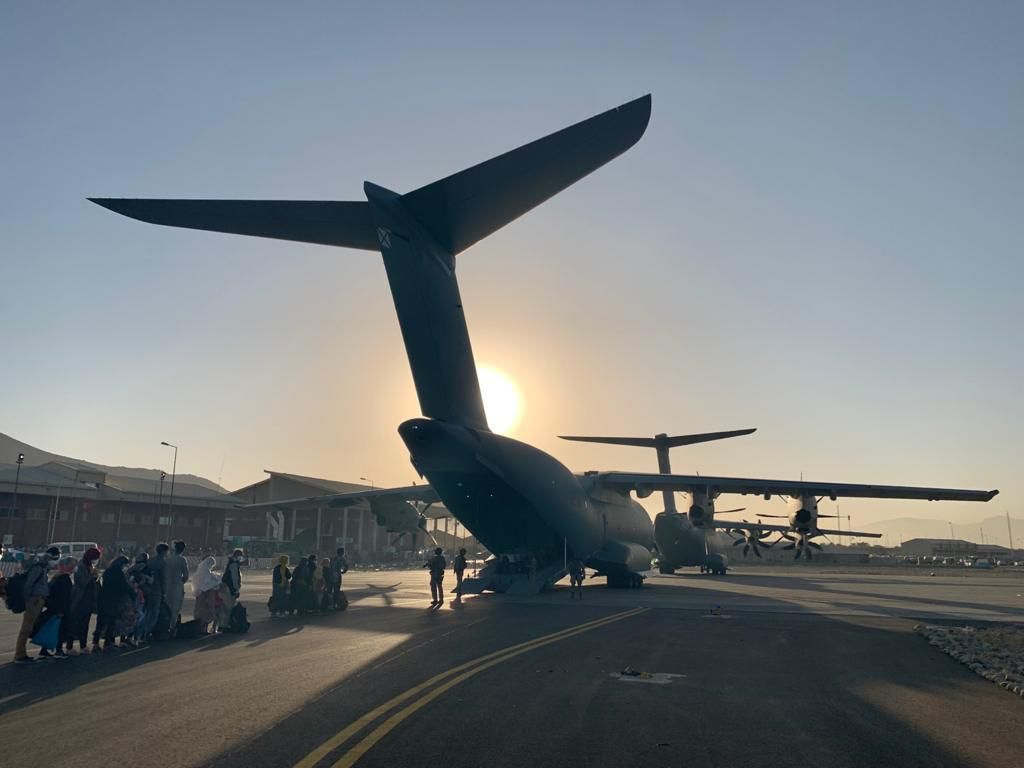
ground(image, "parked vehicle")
xmin=48 ymin=541 xmax=100 ymax=559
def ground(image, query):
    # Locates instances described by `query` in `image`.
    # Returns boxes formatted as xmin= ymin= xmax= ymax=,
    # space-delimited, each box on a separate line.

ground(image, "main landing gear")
xmin=607 ymin=573 xmax=645 ymax=589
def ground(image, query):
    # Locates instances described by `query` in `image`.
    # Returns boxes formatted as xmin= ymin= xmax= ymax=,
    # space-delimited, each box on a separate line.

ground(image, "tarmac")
xmin=0 ymin=565 xmax=1021 ymax=768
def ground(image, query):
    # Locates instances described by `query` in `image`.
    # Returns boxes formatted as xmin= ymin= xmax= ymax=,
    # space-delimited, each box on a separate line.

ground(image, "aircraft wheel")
xmin=658 ymin=565 xmax=675 ymax=575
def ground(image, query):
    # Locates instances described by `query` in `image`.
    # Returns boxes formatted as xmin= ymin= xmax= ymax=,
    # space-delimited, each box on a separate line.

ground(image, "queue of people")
xmin=2 ymin=541 xmax=490 ymax=664
xmin=5 ymin=541 xmax=250 ymax=663
xmin=268 ymin=547 xmax=349 ymax=617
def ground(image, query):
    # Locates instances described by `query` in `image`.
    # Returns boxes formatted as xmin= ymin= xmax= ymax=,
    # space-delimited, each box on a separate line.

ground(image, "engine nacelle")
xmin=786 ymin=494 xmax=818 ymax=532
xmin=684 ymin=489 xmax=715 ymax=528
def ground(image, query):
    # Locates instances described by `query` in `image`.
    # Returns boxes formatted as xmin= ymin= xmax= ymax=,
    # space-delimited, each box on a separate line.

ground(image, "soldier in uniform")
xmin=425 ymin=547 xmax=446 ymax=606
xmin=452 ymin=548 xmax=468 ymax=602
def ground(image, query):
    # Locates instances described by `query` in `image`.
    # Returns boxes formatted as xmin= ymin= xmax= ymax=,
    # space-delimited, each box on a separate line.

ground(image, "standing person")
xmin=452 ymin=548 xmax=468 ymax=603
xmin=14 ymin=546 xmax=60 ymax=664
xmin=34 ymin=555 xmax=75 ymax=659
xmin=221 ymin=548 xmax=243 ymax=614
xmin=163 ymin=540 xmax=189 ymax=637
xmin=94 ymin=555 xmax=133 ymax=651
xmin=328 ymin=547 xmax=349 ymax=610
xmin=314 ymin=557 xmax=332 ymax=612
xmin=66 ymin=547 xmax=100 ymax=654
xmin=289 ymin=555 xmax=311 ymax=615
xmin=568 ymin=559 xmax=585 ymax=600
xmin=126 ymin=553 xmax=153 ymax=645
xmin=425 ymin=548 xmax=446 ymax=607
xmin=149 ymin=543 xmax=169 ymax=639
xmin=269 ymin=555 xmax=291 ymax=618
xmin=192 ymin=556 xmax=222 ymax=633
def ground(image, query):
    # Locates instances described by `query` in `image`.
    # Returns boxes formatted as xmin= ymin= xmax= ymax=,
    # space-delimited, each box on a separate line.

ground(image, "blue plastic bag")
xmin=30 ymin=616 xmax=61 ymax=651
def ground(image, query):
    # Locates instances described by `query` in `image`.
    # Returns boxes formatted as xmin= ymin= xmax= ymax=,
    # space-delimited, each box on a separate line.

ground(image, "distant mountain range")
xmin=0 ymin=432 xmax=227 ymax=494
xmin=858 ymin=515 xmax=1024 ymax=549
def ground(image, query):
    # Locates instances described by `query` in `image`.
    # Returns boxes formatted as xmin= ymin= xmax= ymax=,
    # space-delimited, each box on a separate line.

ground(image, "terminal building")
xmin=898 ymin=537 xmax=1017 ymax=561
xmin=1 ymin=447 xmax=467 ymax=562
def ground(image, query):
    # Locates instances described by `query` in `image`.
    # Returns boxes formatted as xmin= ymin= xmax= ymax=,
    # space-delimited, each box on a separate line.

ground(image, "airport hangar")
xmin=0 ymin=459 xmax=460 ymax=560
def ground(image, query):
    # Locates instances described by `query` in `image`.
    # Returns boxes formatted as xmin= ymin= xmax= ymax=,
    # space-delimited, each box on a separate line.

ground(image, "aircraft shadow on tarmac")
xmin=179 ymin=584 xmax=1021 ymax=768
xmin=653 ymin=571 xmax=1024 ymax=620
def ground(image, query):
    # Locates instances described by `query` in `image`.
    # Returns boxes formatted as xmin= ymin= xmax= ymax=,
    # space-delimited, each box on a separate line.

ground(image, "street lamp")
xmin=161 ymin=441 xmax=178 ymax=538
xmin=360 ymin=476 xmax=375 ymax=489
xmin=13 ymin=453 xmax=24 ymax=543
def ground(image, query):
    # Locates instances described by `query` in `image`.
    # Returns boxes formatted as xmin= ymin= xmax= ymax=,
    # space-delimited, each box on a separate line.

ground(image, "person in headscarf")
xmin=192 ymin=556 xmax=222 ymax=633
xmin=66 ymin=547 xmax=100 ymax=654
xmin=163 ymin=540 xmax=189 ymax=637
xmin=94 ymin=555 xmax=133 ymax=650
xmin=269 ymin=555 xmax=291 ymax=618
xmin=126 ymin=553 xmax=154 ymax=645
xmin=35 ymin=556 xmax=76 ymax=659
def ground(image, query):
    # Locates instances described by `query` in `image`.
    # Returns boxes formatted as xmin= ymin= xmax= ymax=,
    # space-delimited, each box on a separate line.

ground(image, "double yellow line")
xmin=295 ymin=606 xmax=649 ymax=768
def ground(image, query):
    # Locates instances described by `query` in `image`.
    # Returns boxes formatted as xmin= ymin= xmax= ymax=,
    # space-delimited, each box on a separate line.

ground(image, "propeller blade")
xmin=753 ymin=546 xmax=762 ymax=559
xmin=805 ymin=547 xmax=813 ymax=560
xmin=808 ymin=541 xmax=823 ymax=551
xmin=717 ymin=507 xmax=746 ymax=515
xmin=793 ymin=548 xmax=801 ymax=560
xmin=782 ymin=543 xmax=795 ymax=551
xmin=732 ymin=538 xmax=745 ymax=547
xmin=743 ymin=544 xmax=751 ymax=556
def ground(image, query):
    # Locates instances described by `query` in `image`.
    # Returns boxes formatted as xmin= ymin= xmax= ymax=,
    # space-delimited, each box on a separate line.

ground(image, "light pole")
xmin=360 ymin=476 xmax=375 ymax=489
xmin=13 ymin=453 xmax=24 ymax=544
xmin=948 ymin=521 xmax=955 ymax=556
xmin=161 ymin=441 xmax=178 ymax=539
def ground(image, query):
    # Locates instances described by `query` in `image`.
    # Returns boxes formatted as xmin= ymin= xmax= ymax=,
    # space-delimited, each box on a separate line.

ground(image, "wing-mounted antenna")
xmin=559 ymin=428 xmax=756 ymax=513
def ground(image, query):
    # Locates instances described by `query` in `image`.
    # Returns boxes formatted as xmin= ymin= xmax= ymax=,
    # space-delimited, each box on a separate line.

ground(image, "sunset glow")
xmin=477 ymin=365 xmax=523 ymax=435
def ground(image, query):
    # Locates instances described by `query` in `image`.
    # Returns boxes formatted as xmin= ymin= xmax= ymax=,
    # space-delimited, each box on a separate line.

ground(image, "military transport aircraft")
xmin=91 ymin=94 xmax=998 ymax=594
xmin=558 ymin=430 xmax=887 ymax=572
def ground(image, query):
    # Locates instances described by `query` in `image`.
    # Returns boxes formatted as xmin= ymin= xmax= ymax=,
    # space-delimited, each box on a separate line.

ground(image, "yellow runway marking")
xmin=294 ymin=607 xmax=649 ymax=768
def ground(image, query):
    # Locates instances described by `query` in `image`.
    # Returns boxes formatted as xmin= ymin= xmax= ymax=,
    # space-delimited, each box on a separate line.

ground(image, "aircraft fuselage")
xmin=399 ymin=418 xmax=653 ymax=583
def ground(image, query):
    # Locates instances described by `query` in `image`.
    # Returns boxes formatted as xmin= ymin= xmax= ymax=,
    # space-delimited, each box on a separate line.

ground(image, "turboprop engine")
xmin=786 ymin=494 xmax=818 ymax=532
xmin=684 ymin=489 xmax=715 ymax=528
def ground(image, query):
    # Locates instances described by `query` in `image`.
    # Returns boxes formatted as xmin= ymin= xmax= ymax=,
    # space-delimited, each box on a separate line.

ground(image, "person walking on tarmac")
xmin=568 ymin=558 xmax=586 ymax=600
xmin=425 ymin=548 xmax=446 ymax=607
xmin=452 ymin=548 xmax=468 ymax=603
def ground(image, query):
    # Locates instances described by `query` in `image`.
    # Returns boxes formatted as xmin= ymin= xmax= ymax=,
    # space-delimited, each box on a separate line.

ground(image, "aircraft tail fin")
xmin=88 ymin=199 xmax=379 ymax=250
xmin=400 ymin=94 xmax=651 ymax=255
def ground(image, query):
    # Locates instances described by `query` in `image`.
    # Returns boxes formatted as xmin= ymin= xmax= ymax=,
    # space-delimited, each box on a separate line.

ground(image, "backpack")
xmin=3 ymin=562 xmax=42 ymax=614
xmin=227 ymin=602 xmax=250 ymax=634
xmin=4 ymin=572 xmax=28 ymax=613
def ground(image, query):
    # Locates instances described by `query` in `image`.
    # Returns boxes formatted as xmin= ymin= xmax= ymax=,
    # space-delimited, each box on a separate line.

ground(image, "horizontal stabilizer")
xmin=559 ymin=428 xmax=756 ymax=449
xmin=401 ymin=94 xmax=651 ymax=255
xmin=88 ymin=199 xmax=379 ymax=250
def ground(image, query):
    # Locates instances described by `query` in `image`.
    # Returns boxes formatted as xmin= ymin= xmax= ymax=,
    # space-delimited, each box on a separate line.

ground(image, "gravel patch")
xmin=917 ymin=623 xmax=1024 ymax=698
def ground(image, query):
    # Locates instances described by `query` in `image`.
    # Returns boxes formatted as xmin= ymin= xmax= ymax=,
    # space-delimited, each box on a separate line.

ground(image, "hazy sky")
xmin=2 ymin=2 xmax=1020 ymax=527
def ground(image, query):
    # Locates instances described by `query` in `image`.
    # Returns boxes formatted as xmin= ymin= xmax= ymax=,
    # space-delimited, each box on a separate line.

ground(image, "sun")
xmin=477 ymin=365 xmax=524 ymax=434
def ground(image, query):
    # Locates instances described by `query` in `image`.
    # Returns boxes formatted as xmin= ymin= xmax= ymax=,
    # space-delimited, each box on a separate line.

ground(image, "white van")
xmin=48 ymin=541 xmax=100 ymax=559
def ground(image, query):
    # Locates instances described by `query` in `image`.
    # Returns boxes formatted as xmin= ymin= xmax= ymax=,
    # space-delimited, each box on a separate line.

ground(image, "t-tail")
xmin=559 ymin=429 xmax=756 ymax=512
xmin=90 ymin=95 xmax=652 ymax=430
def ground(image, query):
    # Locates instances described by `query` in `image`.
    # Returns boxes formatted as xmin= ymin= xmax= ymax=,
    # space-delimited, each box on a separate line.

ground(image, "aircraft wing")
xmin=240 ymin=484 xmax=441 ymax=511
xmin=599 ymin=472 xmax=998 ymax=502
xmin=709 ymin=520 xmax=882 ymax=539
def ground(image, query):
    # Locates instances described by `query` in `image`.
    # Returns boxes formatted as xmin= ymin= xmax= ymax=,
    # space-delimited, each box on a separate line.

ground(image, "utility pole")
xmin=13 ymin=453 xmax=24 ymax=544
xmin=161 ymin=442 xmax=178 ymax=540
xmin=1007 ymin=512 xmax=1014 ymax=551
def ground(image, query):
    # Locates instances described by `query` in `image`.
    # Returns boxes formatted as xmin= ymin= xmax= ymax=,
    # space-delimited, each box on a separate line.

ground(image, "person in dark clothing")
xmin=94 ymin=556 xmax=134 ymax=650
xmin=327 ymin=547 xmax=349 ymax=610
xmin=35 ymin=556 xmax=76 ymax=659
xmin=222 ymin=548 xmax=243 ymax=599
xmin=66 ymin=547 xmax=100 ymax=654
xmin=453 ymin=548 xmax=468 ymax=603
xmin=289 ymin=555 xmax=314 ymax=614
xmin=148 ymin=543 xmax=170 ymax=640
xmin=425 ymin=548 xmax=447 ymax=607
xmin=269 ymin=555 xmax=291 ymax=617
